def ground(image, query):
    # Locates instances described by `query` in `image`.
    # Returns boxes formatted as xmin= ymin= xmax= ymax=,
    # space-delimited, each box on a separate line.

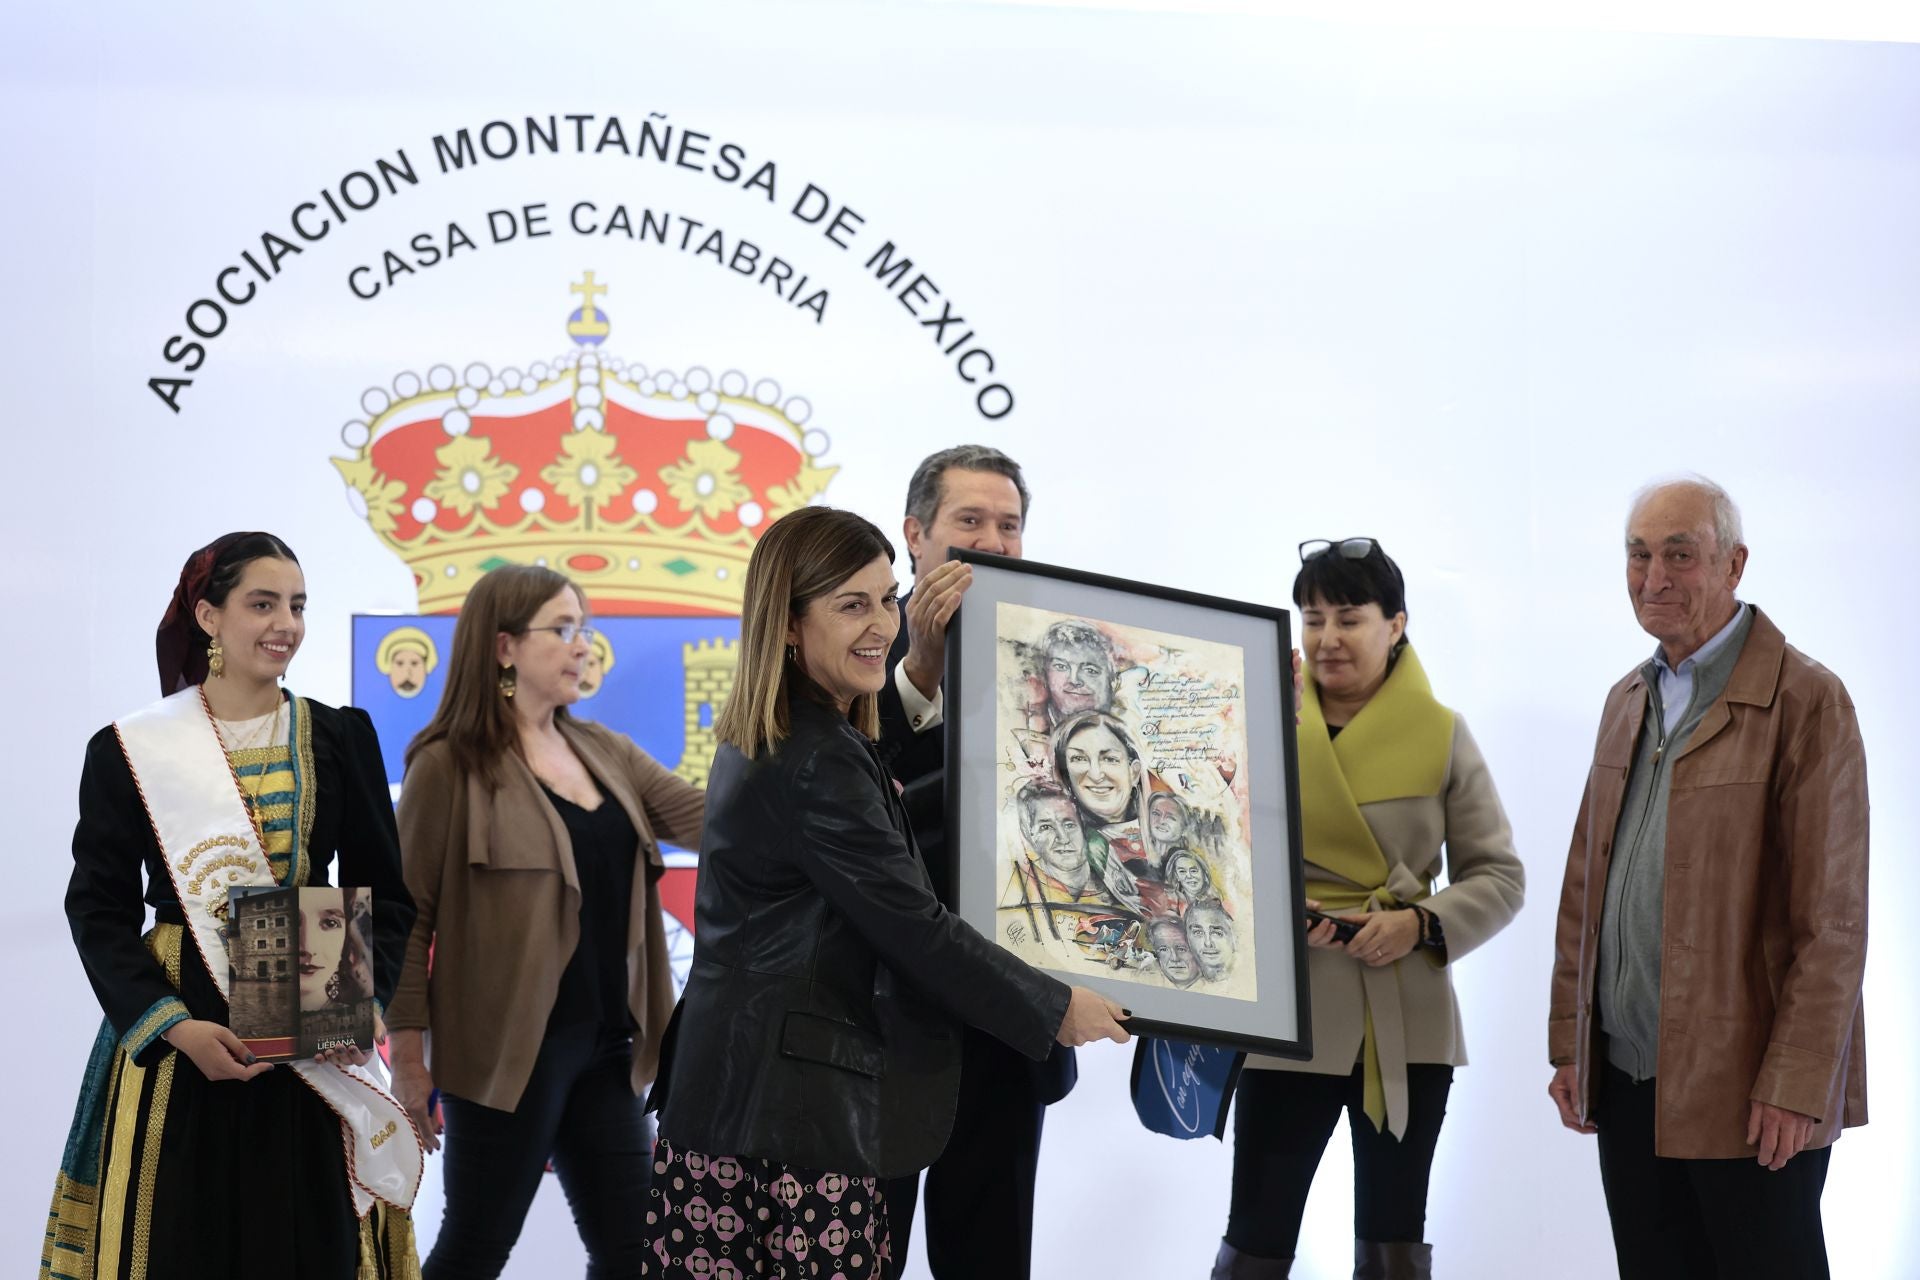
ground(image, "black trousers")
xmin=426 ymin=1023 xmax=652 ymax=1280
xmin=881 ymin=1027 xmax=1047 ymax=1280
xmin=1226 ymin=1063 xmax=1454 ymax=1259
xmin=1596 ymin=1064 xmax=1831 ymax=1280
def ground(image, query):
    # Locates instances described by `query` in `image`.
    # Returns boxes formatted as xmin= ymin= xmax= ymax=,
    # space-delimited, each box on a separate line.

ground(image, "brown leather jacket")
xmin=1549 ymin=606 xmax=1869 ymax=1158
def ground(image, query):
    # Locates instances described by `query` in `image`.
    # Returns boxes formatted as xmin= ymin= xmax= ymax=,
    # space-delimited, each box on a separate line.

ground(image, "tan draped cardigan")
xmin=386 ymin=717 xmax=705 ymax=1112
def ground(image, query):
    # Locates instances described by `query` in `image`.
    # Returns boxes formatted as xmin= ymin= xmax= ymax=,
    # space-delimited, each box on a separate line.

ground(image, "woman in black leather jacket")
xmin=643 ymin=506 xmax=1128 ymax=1279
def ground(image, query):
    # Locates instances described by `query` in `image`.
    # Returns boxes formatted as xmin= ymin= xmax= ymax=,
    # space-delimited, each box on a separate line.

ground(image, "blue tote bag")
xmin=1130 ymin=1037 xmax=1245 ymax=1141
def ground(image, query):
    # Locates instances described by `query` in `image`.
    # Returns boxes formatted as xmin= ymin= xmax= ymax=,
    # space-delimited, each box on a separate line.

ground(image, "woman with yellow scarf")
xmin=1212 ymin=538 xmax=1525 ymax=1280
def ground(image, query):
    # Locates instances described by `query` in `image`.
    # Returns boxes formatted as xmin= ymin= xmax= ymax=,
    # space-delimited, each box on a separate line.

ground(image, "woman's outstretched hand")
xmin=1056 ymin=986 xmax=1131 ymax=1047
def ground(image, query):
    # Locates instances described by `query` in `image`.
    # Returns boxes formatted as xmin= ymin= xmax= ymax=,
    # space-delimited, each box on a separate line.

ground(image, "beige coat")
xmin=386 ymin=717 xmax=705 ymax=1112
xmin=1249 ymin=716 xmax=1524 ymax=1077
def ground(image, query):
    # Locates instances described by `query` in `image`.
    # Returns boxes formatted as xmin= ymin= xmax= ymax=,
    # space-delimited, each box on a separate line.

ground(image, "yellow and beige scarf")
xmin=1297 ymin=644 xmax=1453 ymax=1138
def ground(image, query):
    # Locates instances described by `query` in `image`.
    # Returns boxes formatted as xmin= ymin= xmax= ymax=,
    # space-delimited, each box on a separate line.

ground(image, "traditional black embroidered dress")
xmin=42 ymin=695 xmax=419 ymax=1280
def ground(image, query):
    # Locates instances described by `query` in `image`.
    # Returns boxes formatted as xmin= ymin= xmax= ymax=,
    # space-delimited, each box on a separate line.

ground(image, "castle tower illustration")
xmin=673 ymin=638 xmax=739 ymax=787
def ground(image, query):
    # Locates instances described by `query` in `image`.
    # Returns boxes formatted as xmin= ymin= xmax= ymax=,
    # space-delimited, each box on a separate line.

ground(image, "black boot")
xmin=1211 ymin=1239 xmax=1294 ymax=1279
xmin=1354 ymin=1239 xmax=1433 ymax=1280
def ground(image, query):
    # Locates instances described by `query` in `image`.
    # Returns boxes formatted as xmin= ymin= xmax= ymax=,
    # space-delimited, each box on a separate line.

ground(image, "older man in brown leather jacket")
xmin=1547 ymin=476 xmax=1868 ymax=1280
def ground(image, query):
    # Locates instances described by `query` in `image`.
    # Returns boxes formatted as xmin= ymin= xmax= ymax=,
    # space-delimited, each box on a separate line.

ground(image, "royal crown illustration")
xmin=331 ymin=273 xmax=837 ymax=614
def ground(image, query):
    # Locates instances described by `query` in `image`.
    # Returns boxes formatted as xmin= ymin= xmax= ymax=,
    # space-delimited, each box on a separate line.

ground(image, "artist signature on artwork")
xmin=1151 ymin=1038 xmax=1210 ymax=1135
xmin=1006 ymin=921 xmax=1028 ymax=946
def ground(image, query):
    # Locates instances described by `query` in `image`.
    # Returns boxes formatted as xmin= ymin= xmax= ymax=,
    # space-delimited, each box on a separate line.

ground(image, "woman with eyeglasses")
xmin=1212 ymin=538 xmax=1525 ymax=1280
xmin=387 ymin=564 xmax=705 ymax=1279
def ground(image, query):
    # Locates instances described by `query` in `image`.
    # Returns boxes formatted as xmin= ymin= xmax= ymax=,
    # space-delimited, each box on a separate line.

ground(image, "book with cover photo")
xmin=227 ymin=886 xmax=377 ymax=1061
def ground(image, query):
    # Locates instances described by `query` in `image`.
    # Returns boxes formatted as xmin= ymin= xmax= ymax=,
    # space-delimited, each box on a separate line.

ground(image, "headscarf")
xmin=155 ymin=531 xmax=272 ymax=695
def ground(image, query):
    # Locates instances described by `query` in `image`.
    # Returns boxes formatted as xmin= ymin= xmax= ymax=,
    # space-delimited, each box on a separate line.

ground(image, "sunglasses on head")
xmin=1298 ymin=537 xmax=1377 ymax=563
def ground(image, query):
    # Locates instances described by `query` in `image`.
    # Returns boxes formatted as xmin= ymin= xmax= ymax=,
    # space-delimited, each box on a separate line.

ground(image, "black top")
xmin=650 ymin=696 xmax=1072 ymax=1178
xmin=66 ymin=699 xmax=417 ymax=1066
xmin=542 ymin=782 xmax=640 ymax=1033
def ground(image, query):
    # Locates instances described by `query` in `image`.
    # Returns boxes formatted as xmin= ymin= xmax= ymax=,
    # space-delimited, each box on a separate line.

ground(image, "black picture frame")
xmin=943 ymin=549 xmax=1311 ymax=1060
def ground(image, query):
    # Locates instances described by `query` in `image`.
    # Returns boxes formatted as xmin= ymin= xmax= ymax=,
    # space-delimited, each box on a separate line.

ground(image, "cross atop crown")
xmin=569 ymin=271 xmax=610 ymax=344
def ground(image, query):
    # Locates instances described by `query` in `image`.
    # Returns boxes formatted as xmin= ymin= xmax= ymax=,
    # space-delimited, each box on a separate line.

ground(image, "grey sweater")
xmin=1596 ymin=607 xmax=1755 ymax=1080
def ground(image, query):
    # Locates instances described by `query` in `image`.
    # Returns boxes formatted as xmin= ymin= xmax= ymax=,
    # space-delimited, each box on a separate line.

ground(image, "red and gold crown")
xmin=331 ymin=273 xmax=837 ymax=615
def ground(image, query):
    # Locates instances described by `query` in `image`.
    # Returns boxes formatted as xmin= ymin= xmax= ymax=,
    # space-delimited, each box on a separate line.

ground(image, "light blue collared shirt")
xmin=1651 ymin=603 xmax=1749 ymax=736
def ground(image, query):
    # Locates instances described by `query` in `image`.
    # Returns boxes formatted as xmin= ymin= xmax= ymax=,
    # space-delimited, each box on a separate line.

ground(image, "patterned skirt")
xmin=644 ymin=1140 xmax=890 ymax=1279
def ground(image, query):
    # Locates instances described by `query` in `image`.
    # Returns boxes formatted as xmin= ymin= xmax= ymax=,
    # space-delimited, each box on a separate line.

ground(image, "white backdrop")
xmin=5 ymin=3 xmax=1916 ymax=1277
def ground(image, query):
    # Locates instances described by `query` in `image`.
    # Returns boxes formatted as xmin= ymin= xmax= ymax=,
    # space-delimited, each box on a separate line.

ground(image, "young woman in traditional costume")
xmin=1211 ymin=538 xmax=1526 ymax=1280
xmin=44 ymin=531 xmax=424 ymax=1280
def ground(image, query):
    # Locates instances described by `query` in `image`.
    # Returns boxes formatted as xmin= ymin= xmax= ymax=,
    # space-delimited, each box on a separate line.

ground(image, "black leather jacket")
xmin=877 ymin=606 xmax=1080 ymax=1105
xmin=649 ymin=696 xmax=1071 ymax=1178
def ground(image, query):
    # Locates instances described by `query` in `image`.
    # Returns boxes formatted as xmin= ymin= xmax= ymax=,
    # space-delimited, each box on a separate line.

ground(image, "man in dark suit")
xmin=878 ymin=444 xmax=1078 ymax=1280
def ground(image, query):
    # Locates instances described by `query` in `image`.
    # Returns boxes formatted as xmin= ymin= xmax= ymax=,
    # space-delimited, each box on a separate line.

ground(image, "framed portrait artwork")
xmin=944 ymin=550 xmax=1310 ymax=1059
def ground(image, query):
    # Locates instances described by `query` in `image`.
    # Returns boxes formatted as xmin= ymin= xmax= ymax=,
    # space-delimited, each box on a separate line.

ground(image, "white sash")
xmin=115 ymin=688 xmax=422 ymax=1215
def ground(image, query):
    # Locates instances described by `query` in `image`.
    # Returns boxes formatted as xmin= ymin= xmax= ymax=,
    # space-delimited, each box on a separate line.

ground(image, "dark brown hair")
xmin=716 ymin=506 xmax=895 ymax=757
xmin=156 ymin=532 xmax=299 ymax=694
xmin=1051 ymin=710 xmax=1146 ymax=824
xmin=405 ymin=564 xmax=583 ymax=788
xmin=902 ymin=444 xmax=1030 ymax=575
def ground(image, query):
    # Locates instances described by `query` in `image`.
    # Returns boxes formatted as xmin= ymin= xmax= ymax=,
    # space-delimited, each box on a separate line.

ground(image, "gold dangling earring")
xmin=498 ymin=664 xmax=516 ymax=698
xmin=207 ymin=638 xmax=226 ymax=679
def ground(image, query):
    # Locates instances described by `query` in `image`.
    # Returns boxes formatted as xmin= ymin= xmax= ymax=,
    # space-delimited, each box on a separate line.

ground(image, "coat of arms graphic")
xmin=334 ymin=274 xmax=839 ymax=987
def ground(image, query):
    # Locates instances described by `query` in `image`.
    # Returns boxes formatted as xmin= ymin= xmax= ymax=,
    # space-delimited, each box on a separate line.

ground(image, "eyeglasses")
xmin=522 ymin=623 xmax=598 ymax=645
xmin=1298 ymin=537 xmax=1377 ymax=563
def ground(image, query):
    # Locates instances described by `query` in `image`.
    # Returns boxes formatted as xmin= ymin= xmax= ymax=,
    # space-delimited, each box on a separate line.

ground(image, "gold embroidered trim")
xmin=293 ymin=699 xmax=317 ymax=888
xmin=358 ymin=1205 xmax=422 ymax=1280
xmin=224 ymin=744 xmax=289 ymax=766
xmin=123 ymin=927 xmax=187 ymax=1060
xmin=95 ymin=1048 xmax=142 ymax=1280
xmin=50 ymin=930 xmax=185 ymax=1280
xmin=127 ymin=1051 xmax=175 ymax=1280
xmin=40 ymin=1171 xmax=98 ymax=1280
xmin=175 ymin=833 xmax=249 ymax=873
xmin=147 ymin=924 xmax=184 ymax=986
xmin=120 ymin=1000 xmax=187 ymax=1061
xmin=183 ymin=852 xmax=255 ymax=897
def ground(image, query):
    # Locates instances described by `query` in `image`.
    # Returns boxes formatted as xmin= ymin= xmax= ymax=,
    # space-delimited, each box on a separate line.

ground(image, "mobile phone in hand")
xmin=1304 ymin=908 xmax=1361 ymax=944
